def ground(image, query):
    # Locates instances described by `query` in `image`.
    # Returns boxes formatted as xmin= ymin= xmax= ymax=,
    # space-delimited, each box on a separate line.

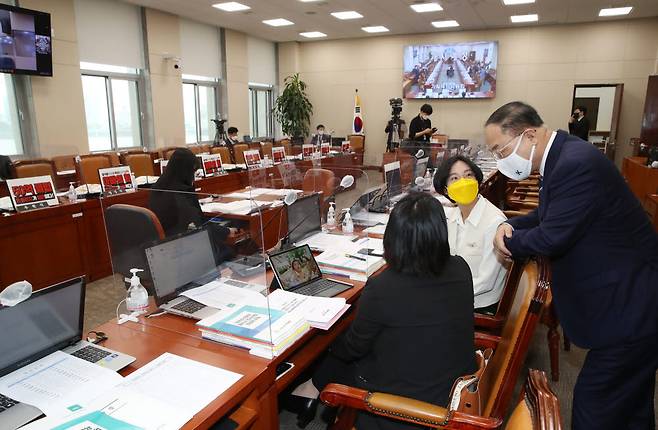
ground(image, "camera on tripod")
xmin=211 ymin=118 xmax=228 ymax=146
xmin=389 ymin=97 xmax=403 ymax=118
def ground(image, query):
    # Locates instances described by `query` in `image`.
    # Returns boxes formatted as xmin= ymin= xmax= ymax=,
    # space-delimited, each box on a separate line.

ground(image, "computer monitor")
xmin=384 ymin=161 xmax=402 ymax=198
xmin=0 ymin=277 xmax=84 ymax=377
xmin=287 ymin=193 xmax=321 ymax=244
xmin=414 ymin=157 xmax=429 ymax=179
xmin=269 ymin=245 xmax=322 ymax=290
xmin=144 ymin=229 xmax=218 ymax=305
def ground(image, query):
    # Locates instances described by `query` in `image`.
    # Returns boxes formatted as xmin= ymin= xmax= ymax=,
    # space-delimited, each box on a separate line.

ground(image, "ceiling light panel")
xmin=300 ymin=31 xmax=327 ymax=38
xmin=510 ymin=13 xmax=538 ymax=23
xmin=331 ymin=11 xmax=364 ymax=20
xmin=502 ymin=0 xmax=535 ymax=5
xmin=212 ymin=2 xmax=250 ymax=12
xmin=362 ymin=26 xmax=389 ymax=33
xmin=410 ymin=2 xmax=443 ymax=13
xmin=598 ymin=7 xmax=633 ymax=17
xmin=431 ymin=20 xmax=459 ymax=28
xmin=263 ymin=18 xmax=294 ymax=26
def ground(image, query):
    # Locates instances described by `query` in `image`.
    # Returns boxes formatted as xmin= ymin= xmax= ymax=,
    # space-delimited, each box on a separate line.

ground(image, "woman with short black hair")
xmin=296 ymin=192 xmax=476 ymax=430
xmin=434 ymin=155 xmax=508 ymax=315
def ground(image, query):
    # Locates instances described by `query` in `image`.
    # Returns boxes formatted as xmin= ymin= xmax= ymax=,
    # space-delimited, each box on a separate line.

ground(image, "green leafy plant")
xmin=273 ymin=73 xmax=313 ymax=140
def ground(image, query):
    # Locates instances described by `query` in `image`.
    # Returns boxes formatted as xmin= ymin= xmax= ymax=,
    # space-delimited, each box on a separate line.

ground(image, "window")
xmin=80 ymin=63 xmax=143 ymax=152
xmin=249 ymin=85 xmax=273 ymax=138
xmin=182 ymin=76 xmax=218 ymax=144
xmin=0 ymin=74 xmax=23 ymax=156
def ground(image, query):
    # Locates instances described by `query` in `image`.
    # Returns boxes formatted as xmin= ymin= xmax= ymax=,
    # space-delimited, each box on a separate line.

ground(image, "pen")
xmin=345 ymin=253 xmax=366 ymax=261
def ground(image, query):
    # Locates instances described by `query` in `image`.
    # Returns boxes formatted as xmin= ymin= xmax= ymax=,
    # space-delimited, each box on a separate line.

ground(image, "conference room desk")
xmin=120 ymin=268 xmax=366 ymax=429
xmin=622 ymin=156 xmax=658 ymax=203
xmin=94 ymin=321 xmax=271 ymax=429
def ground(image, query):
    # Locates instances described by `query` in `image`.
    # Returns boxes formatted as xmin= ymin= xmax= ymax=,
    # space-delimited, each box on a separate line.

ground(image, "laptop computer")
xmin=145 ymin=228 xmax=220 ymax=320
xmin=268 ymin=245 xmax=352 ymax=297
xmin=0 ymin=277 xmax=135 ymax=430
xmin=287 ymin=193 xmax=322 ymax=244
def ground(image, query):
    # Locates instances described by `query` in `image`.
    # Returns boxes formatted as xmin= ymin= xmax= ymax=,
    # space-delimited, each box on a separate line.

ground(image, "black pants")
xmin=572 ymin=333 xmax=658 ymax=429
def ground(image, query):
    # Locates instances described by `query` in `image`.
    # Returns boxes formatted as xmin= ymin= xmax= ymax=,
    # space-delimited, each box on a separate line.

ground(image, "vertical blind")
xmin=247 ymin=36 xmax=276 ymax=85
xmin=179 ymin=18 xmax=221 ymax=79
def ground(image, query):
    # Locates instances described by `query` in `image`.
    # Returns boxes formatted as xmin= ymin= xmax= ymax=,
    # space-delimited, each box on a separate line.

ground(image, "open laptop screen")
xmin=269 ymin=245 xmax=322 ymax=290
xmin=145 ymin=229 xmax=218 ymax=305
xmin=384 ymin=161 xmax=402 ymax=198
xmin=287 ymin=193 xmax=321 ymax=244
xmin=0 ymin=278 xmax=84 ymax=377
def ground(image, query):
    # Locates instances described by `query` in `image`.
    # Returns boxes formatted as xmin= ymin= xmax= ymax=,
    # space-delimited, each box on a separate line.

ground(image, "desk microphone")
xmin=414 ymin=149 xmax=425 ymax=159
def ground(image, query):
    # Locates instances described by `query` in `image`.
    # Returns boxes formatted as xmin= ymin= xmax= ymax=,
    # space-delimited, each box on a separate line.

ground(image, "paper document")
xmin=134 ymin=176 xmax=160 ymax=186
xmin=0 ymin=196 xmax=13 ymax=210
xmin=296 ymin=232 xmax=357 ymax=251
xmin=201 ymin=200 xmax=271 ymax=215
xmin=182 ymin=281 xmax=268 ymax=319
xmin=56 ymin=170 xmax=76 ymax=175
xmin=351 ymin=209 xmax=390 ymax=226
xmin=75 ymin=184 xmax=102 ymax=194
xmin=363 ymin=224 xmax=387 ymax=235
xmin=267 ymin=289 xmax=348 ymax=325
xmin=0 ymin=351 xmax=123 ymax=418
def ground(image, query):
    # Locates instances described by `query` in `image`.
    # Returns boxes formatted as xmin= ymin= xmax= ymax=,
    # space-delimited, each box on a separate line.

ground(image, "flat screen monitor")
xmin=269 ymin=245 xmax=322 ymax=290
xmin=414 ymin=157 xmax=429 ymax=179
xmin=384 ymin=161 xmax=402 ymax=198
xmin=287 ymin=193 xmax=321 ymax=244
xmin=403 ymin=41 xmax=497 ymax=99
xmin=145 ymin=229 xmax=218 ymax=305
xmin=0 ymin=4 xmax=52 ymax=76
xmin=0 ymin=278 xmax=84 ymax=377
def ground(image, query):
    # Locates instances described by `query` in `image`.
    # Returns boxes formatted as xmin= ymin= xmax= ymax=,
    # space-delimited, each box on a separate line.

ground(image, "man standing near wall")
xmin=485 ymin=101 xmax=658 ymax=430
xmin=568 ymin=106 xmax=590 ymax=141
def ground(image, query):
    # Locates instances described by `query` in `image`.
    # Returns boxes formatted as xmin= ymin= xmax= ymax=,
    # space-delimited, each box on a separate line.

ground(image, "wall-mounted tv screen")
xmin=0 ymin=4 xmax=52 ymax=76
xmin=403 ymin=41 xmax=497 ymax=99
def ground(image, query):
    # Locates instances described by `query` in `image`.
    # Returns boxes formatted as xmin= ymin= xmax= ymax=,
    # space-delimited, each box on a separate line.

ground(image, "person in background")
xmin=222 ymin=126 xmax=239 ymax=163
xmin=485 ymin=101 xmax=658 ymax=430
xmin=408 ymin=103 xmax=436 ymax=143
xmin=311 ymin=124 xmax=330 ymax=145
xmin=434 ymin=155 xmax=509 ymax=315
xmin=568 ymin=106 xmax=590 ymax=141
xmin=149 ymin=148 xmax=236 ymax=263
xmin=293 ymin=192 xmax=476 ymax=429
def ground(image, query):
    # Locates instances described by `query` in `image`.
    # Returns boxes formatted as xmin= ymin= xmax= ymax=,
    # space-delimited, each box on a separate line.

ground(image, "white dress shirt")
xmin=445 ymin=195 xmax=508 ymax=309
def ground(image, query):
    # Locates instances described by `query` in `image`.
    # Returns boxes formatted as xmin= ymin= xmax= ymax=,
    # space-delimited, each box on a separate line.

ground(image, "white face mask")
xmin=496 ymin=130 xmax=536 ymax=181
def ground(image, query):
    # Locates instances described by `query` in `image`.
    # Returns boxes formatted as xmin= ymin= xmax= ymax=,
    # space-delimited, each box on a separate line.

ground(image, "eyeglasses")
xmin=490 ymin=132 xmax=526 ymax=160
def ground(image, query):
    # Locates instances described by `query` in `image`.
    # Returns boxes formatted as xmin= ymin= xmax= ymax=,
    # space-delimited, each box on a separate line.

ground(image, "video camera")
xmin=389 ymin=97 xmax=403 ymax=118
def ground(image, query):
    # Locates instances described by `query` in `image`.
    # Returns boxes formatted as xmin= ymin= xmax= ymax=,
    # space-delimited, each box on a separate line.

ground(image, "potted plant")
xmin=273 ymin=73 xmax=313 ymax=145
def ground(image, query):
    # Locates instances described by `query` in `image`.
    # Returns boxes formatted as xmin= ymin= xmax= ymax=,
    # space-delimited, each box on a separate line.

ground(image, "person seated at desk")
xmin=293 ymin=192 xmax=476 ymax=429
xmin=310 ymin=124 xmax=330 ymax=145
xmin=149 ymin=148 xmax=236 ymax=262
xmin=434 ymin=155 xmax=508 ymax=315
xmin=219 ymin=126 xmax=239 ymax=163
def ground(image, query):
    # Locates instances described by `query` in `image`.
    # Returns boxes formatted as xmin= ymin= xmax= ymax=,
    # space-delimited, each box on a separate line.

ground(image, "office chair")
xmin=233 ymin=144 xmax=249 ymax=164
xmin=12 ymin=159 xmax=56 ymax=182
xmin=303 ymin=168 xmax=336 ymax=215
xmin=121 ymin=153 xmax=155 ymax=177
xmin=104 ymin=204 xmax=166 ymax=294
xmin=51 ymin=154 xmax=77 ymax=173
xmin=75 ymin=154 xmax=112 ymax=184
xmin=210 ymin=146 xmax=232 ymax=164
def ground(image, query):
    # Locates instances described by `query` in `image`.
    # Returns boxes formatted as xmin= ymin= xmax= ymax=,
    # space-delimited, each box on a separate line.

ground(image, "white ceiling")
xmin=123 ymin=0 xmax=658 ymax=42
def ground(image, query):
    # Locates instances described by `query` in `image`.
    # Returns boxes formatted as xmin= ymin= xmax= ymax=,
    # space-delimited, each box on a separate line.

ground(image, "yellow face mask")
xmin=446 ymin=178 xmax=479 ymax=205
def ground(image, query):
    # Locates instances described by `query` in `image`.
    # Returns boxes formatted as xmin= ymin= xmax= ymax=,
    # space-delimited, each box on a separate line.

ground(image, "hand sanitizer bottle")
xmin=327 ymin=202 xmax=336 ymax=226
xmin=424 ymin=169 xmax=432 ymax=189
xmin=68 ymin=182 xmax=77 ymax=203
xmin=125 ymin=268 xmax=148 ymax=314
xmin=342 ymin=210 xmax=354 ymax=234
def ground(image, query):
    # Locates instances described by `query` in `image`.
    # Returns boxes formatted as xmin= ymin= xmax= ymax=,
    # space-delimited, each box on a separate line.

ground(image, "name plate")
xmin=342 ymin=141 xmax=351 ymax=153
xmin=321 ymin=143 xmax=330 ymax=155
xmin=99 ymin=166 xmax=136 ymax=195
xmin=201 ymin=153 xmax=223 ymax=177
xmin=7 ymin=175 xmax=59 ymax=212
xmin=272 ymin=146 xmax=286 ymax=163
xmin=244 ymin=150 xmax=262 ymax=169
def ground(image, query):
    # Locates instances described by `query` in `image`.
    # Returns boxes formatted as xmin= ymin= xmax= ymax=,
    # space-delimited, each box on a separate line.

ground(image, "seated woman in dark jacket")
xmin=149 ymin=148 xmax=234 ymax=262
xmin=297 ymin=192 xmax=476 ymax=430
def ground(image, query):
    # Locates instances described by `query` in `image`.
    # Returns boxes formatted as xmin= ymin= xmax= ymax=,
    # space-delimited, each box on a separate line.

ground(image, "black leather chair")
xmin=104 ymin=204 xmax=165 ymax=294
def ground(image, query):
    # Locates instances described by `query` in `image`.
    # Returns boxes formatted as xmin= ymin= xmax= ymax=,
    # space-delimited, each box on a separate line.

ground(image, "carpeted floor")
xmin=83 ymin=174 xmax=658 ymax=429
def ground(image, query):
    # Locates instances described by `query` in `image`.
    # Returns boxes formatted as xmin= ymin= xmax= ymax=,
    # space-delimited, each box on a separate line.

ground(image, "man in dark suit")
xmin=568 ymin=106 xmax=590 ymax=141
xmin=485 ymin=101 xmax=658 ymax=430
xmin=222 ymin=126 xmax=239 ymax=163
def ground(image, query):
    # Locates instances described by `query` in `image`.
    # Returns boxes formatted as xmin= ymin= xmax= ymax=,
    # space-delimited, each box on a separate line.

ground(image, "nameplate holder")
xmin=7 ymin=175 xmax=59 ymax=212
xmin=99 ymin=166 xmax=136 ymax=196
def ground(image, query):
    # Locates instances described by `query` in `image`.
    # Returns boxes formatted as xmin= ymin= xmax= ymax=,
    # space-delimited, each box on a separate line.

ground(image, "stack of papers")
xmin=315 ymin=237 xmax=386 ymax=276
xmin=201 ymin=200 xmax=271 ymax=215
xmin=21 ymin=353 xmax=243 ymax=430
xmin=363 ymin=224 xmax=387 ymax=235
xmin=297 ymin=232 xmax=358 ymax=252
xmin=75 ymin=184 xmax=102 ymax=194
xmin=134 ymin=176 xmax=160 ymax=186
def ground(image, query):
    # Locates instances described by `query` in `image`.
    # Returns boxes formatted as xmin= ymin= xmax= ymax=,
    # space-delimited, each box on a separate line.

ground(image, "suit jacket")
xmin=568 ymin=116 xmax=590 ymax=141
xmin=330 ymin=261 xmax=476 ymax=429
xmin=505 ymin=130 xmax=658 ymax=349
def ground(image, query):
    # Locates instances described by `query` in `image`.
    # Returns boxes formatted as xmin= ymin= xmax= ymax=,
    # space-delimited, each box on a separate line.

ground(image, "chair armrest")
xmin=474 ymin=314 xmax=504 ymax=331
xmin=320 ymin=384 xmax=502 ymax=429
xmin=475 ymin=332 xmax=501 ymax=350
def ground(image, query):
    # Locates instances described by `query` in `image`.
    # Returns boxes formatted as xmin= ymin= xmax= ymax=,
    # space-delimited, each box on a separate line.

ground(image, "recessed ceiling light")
xmin=410 ymin=2 xmax=443 ymax=13
xmin=299 ymin=0 xmax=322 ymax=2
xmin=431 ymin=20 xmax=459 ymax=28
xmin=510 ymin=13 xmax=538 ymax=23
xmin=502 ymin=0 xmax=535 ymax=5
xmin=362 ymin=26 xmax=389 ymax=33
xmin=212 ymin=2 xmax=250 ymax=12
xmin=331 ymin=11 xmax=363 ymax=20
xmin=262 ymin=18 xmax=294 ymax=27
xmin=599 ymin=6 xmax=632 ymax=17
xmin=300 ymin=31 xmax=327 ymax=38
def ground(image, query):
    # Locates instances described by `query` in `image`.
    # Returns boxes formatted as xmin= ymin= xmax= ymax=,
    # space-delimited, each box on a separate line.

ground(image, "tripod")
xmin=212 ymin=119 xmax=228 ymax=146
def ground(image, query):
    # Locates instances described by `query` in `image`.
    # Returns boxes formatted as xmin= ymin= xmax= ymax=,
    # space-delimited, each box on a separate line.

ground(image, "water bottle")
xmin=342 ymin=210 xmax=354 ymax=234
xmin=125 ymin=268 xmax=148 ymax=314
xmin=68 ymin=182 xmax=77 ymax=202
xmin=424 ymin=169 xmax=432 ymax=189
xmin=327 ymin=202 xmax=336 ymax=226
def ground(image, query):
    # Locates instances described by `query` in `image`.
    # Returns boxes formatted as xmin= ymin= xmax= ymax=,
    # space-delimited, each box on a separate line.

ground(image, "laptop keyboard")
xmin=70 ymin=345 xmax=112 ymax=363
xmin=295 ymin=279 xmax=350 ymax=297
xmin=171 ymin=298 xmax=206 ymax=314
xmin=0 ymin=393 xmax=18 ymax=413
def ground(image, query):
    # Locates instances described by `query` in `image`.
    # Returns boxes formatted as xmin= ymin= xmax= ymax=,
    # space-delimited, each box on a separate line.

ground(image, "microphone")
xmin=323 ymin=175 xmax=355 ymax=203
xmin=255 ymin=190 xmax=298 ymax=232
xmin=415 ymin=149 xmax=425 ymax=159
xmin=413 ymin=176 xmax=425 ymax=191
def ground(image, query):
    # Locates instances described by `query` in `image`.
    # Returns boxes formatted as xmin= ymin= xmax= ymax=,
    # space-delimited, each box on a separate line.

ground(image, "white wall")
xmin=280 ymin=18 xmax=658 ymax=167
xmin=574 ymin=86 xmax=617 ymax=132
xmin=247 ymin=36 xmax=277 ymax=86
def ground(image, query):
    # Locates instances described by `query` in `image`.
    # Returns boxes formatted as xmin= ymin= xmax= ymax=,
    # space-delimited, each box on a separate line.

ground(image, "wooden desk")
xmin=622 ymin=156 xmax=658 ymax=202
xmin=95 ymin=321 xmax=271 ymax=429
